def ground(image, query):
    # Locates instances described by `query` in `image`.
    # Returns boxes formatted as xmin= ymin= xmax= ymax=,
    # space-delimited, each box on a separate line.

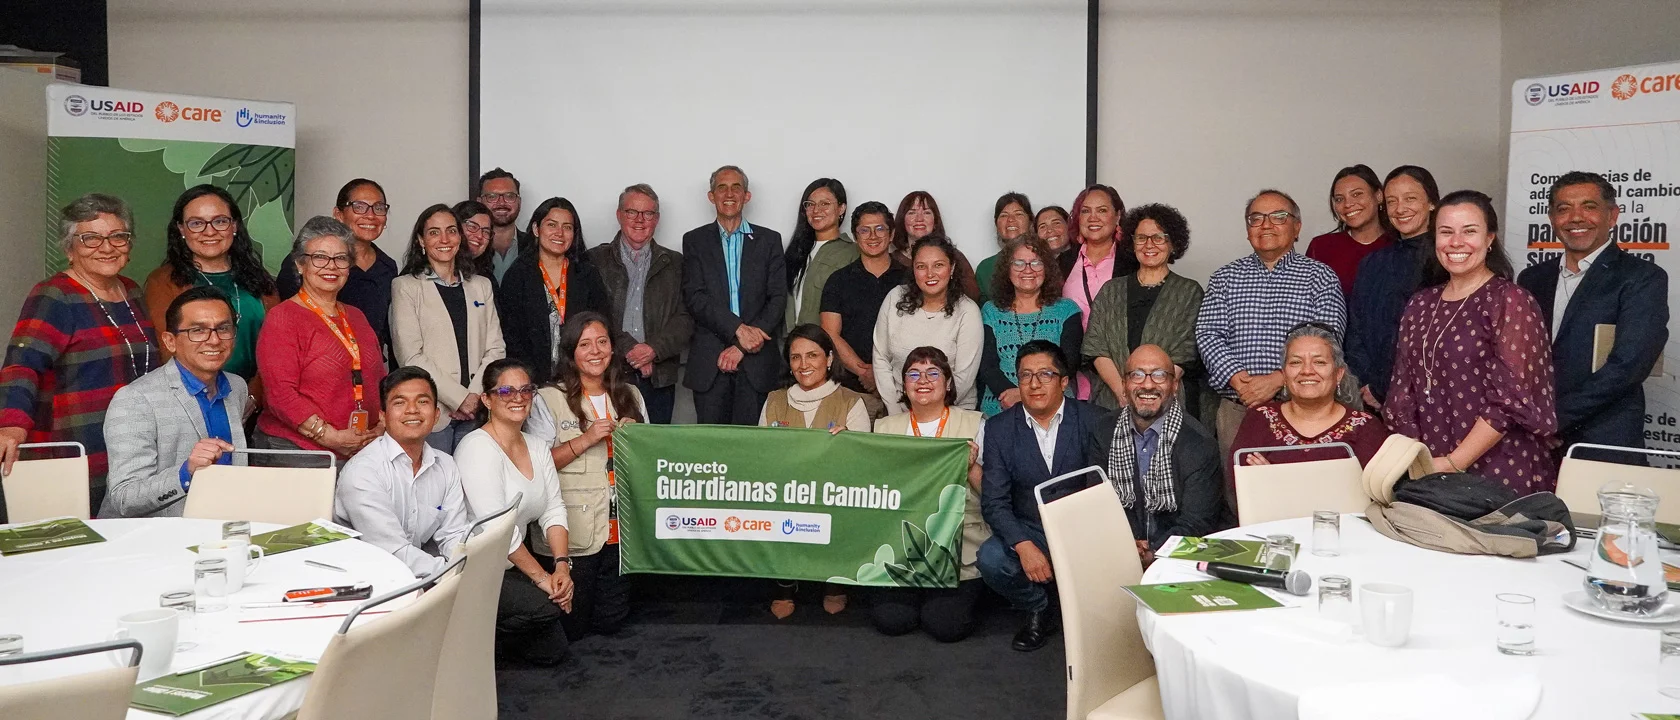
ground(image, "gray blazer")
xmin=101 ymin=360 xmax=250 ymax=518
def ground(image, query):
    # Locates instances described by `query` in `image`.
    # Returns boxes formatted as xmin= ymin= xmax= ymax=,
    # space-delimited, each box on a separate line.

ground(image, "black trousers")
xmin=869 ymin=578 xmax=987 ymax=643
xmin=692 ymin=372 xmax=766 ymax=425
xmin=559 ymin=544 xmax=628 ymax=640
xmin=496 ymin=567 xmax=569 ymax=666
xmin=635 ymin=376 xmax=677 ymax=425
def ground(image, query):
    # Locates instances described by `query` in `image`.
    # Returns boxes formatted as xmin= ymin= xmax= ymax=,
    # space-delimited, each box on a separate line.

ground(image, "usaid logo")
xmin=236 ymin=107 xmax=253 ymax=127
xmin=665 ymin=514 xmax=680 ymax=530
xmin=1524 ymin=83 xmax=1545 ymax=106
xmin=64 ymin=94 xmax=87 ymax=116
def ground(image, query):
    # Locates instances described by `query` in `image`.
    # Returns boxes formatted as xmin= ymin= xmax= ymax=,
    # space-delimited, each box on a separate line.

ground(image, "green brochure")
xmin=130 ymin=653 xmax=315 ymax=716
xmin=0 ymin=517 xmax=105 ymax=555
xmin=189 ymin=521 xmax=351 ymax=555
xmin=1126 ymin=579 xmax=1285 ymax=615
xmin=1636 ymin=714 xmax=1680 ymax=719
xmin=1165 ymin=536 xmax=1296 ymax=568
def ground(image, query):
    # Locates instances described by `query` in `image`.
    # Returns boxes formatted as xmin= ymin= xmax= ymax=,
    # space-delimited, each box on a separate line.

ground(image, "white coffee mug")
xmin=1360 ymin=583 xmax=1415 ymax=648
xmin=199 ymin=539 xmax=264 ymax=592
xmin=111 ymin=608 xmax=178 ymax=681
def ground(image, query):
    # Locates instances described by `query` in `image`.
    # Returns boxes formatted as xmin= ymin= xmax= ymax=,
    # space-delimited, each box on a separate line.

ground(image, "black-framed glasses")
xmin=480 ymin=192 xmax=519 ymax=204
xmin=1019 ymin=369 xmax=1063 ymax=385
xmin=489 ymin=384 xmax=537 ymax=399
xmin=801 ymin=200 xmax=838 ymax=211
xmin=173 ymin=323 xmax=236 ymax=343
xmin=304 ymin=252 xmax=352 ymax=269
xmin=1134 ymin=233 xmax=1170 ymax=247
xmin=74 ymin=231 xmax=134 ymax=249
xmin=1008 ymin=259 xmax=1045 ymax=271
xmin=343 ymin=200 xmax=390 ymax=217
xmin=183 ymin=216 xmax=235 ymax=234
xmin=620 ymin=209 xmax=659 ymax=221
xmin=1245 ymin=210 xmax=1295 ymax=227
xmin=905 ymin=369 xmax=944 ymax=384
xmin=1126 ymin=369 xmax=1171 ymax=384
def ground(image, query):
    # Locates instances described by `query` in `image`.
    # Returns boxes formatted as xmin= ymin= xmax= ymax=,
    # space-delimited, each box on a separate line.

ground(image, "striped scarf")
xmin=1107 ymin=400 xmax=1184 ymax=513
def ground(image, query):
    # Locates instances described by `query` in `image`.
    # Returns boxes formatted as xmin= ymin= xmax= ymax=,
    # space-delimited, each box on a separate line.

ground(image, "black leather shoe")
xmin=1011 ymin=610 xmax=1060 ymax=652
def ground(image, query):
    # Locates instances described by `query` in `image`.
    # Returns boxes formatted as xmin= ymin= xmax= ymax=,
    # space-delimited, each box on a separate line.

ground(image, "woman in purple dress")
xmin=1384 ymin=191 xmax=1558 ymax=492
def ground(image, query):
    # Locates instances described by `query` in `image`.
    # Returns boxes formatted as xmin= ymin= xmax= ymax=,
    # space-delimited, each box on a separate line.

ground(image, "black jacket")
xmin=680 ymin=222 xmax=786 ymax=393
xmin=586 ymin=238 xmax=693 ymax=389
xmin=1086 ymin=410 xmax=1225 ymax=548
xmin=979 ymin=398 xmax=1106 ymax=552
xmin=496 ymin=252 xmax=612 ymax=384
xmin=1517 ymin=243 xmax=1668 ymax=462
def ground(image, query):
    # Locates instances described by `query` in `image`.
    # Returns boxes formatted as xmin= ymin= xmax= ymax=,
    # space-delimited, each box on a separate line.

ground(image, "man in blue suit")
xmin=976 ymin=340 xmax=1104 ymax=652
xmin=1517 ymin=172 xmax=1669 ymax=465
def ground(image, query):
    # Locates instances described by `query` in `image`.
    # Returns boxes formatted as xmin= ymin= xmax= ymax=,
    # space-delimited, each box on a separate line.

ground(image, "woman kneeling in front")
xmin=871 ymin=346 xmax=989 ymax=641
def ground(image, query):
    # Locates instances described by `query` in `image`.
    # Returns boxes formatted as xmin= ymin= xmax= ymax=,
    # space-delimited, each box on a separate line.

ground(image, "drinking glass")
xmin=1262 ymin=534 xmax=1296 ymax=572
xmin=160 ymin=590 xmax=198 ymax=651
xmin=1661 ymin=629 xmax=1680 ymax=698
xmin=1495 ymin=593 xmax=1536 ymax=655
xmin=1317 ymin=575 xmax=1355 ymax=626
xmin=0 ymin=634 xmax=21 ymax=657
xmin=222 ymin=520 xmax=251 ymax=543
xmin=1312 ymin=511 xmax=1341 ymax=557
xmin=193 ymin=558 xmax=229 ymax=613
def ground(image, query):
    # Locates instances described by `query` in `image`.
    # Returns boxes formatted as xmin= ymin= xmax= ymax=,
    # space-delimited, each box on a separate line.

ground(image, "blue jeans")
xmin=977 ymin=524 xmax=1051 ymax=613
xmin=426 ymin=417 xmax=479 ymax=454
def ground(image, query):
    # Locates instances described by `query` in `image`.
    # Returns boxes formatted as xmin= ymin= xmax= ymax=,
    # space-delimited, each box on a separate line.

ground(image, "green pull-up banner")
xmin=615 ymin=424 xmax=970 ymax=588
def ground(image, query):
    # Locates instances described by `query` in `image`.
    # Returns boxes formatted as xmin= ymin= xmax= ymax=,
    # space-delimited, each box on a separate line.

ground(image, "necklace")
xmin=68 ymin=271 xmax=150 ymax=381
xmin=196 ymin=270 xmax=246 ymax=324
xmin=1421 ymin=278 xmax=1490 ymax=395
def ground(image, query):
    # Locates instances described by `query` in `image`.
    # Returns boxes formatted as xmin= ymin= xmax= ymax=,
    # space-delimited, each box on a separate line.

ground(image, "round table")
xmin=1138 ymin=514 xmax=1680 ymax=720
xmin=0 ymin=518 xmax=414 ymax=720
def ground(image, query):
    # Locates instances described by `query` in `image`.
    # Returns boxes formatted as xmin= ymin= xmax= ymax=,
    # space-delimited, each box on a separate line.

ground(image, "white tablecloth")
xmin=1138 ymin=515 xmax=1680 ymax=720
xmin=0 ymin=518 xmax=415 ymax=720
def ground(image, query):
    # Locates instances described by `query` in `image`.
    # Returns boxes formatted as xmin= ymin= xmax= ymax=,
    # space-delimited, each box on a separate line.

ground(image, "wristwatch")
xmin=553 ymin=557 xmax=572 ymax=566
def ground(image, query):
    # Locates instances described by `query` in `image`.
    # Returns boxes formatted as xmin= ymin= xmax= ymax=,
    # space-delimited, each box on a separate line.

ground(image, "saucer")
xmin=1562 ymin=591 xmax=1680 ymax=625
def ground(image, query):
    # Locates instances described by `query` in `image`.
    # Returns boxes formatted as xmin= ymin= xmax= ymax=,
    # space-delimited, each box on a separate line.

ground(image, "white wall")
xmin=107 ymin=0 xmax=469 ymax=259
xmin=0 ymin=70 xmax=53 ymax=326
xmin=1098 ymin=0 xmax=1504 ymax=283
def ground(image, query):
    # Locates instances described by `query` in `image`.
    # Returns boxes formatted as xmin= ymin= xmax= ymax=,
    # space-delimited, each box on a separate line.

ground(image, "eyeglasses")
xmin=856 ymin=224 xmax=891 ymax=237
xmin=1009 ymin=259 xmax=1045 ymax=271
xmin=1019 ymin=369 xmax=1063 ymax=385
xmin=343 ymin=201 xmax=390 ymax=217
xmin=905 ymin=369 xmax=944 ymax=384
xmin=304 ymin=253 xmax=352 ymax=269
xmin=183 ymin=217 xmax=234 ymax=234
xmin=1245 ymin=210 xmax=1295 ymax=227
xmin=802 ymin=200 xmax=838 ymax=211
xmin=461 ymin=220 xmax=487 ymax=235
xmin=1126 ymin=369 xmax=1171 ymax=383
xmin=620 ymin=209 xmax=659 ymax=221
xmin=74 ymin=231 xmax=134 ymax=249
xmin=173 ymin=323 xmax=236 ymax=343
xmin=1134 ymin=233 xmax=1170 ymax=247
xmin=480 ymin=192 xmax=519 ymax=204
xmin=489 ymin=384 xmax=537 ymax=399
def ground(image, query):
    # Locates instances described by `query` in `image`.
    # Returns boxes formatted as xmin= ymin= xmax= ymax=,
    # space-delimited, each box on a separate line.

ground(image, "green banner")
xmin=615 ymin=424 xmax=970 ymax=588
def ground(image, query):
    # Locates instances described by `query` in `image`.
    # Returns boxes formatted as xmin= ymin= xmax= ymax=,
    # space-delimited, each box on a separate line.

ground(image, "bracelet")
xmin=1447 ymin=454 xmax=1464 ymax=473
xmin=566 ymin=438 xmax=580 ymax=455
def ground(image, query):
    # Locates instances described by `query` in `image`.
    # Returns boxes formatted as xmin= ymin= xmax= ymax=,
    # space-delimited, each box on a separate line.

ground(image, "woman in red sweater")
xmin=254 ymin=216 xmax=388 ymax=463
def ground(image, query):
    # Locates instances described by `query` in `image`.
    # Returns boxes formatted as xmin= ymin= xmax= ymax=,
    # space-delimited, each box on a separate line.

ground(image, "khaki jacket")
xmin=536 ymin=384 xmax=646 ymax=557
xmin=873 ymin=407 xmax=991 ymax=581
xmin=390 ymin=274 xmax=505 ymax=431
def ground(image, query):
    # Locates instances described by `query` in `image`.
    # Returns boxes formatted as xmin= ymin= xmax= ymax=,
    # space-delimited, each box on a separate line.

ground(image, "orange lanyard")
xmin=299 ymin=290 xmax=364 ymax=410
xmin=538 ymin=258 xmax=569 ymax=324
xmin=593 ymin=398 xmax=620 ymax=545
xmin=911 ymin=407 xmax=950 ymax=438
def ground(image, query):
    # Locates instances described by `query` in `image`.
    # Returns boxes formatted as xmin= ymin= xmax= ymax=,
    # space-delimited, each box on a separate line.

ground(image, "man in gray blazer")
xmin=102 ymin=286 xmax=249 ymax=518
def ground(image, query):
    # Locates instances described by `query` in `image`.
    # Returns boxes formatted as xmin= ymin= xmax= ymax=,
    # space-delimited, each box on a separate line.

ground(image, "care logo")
xmin=64 ymin=94 xmax=87 ymax=116
xmin=1612 ymin=74 xmax=1639 ymax=100
xmin=723 ymin=516 xmax=742 ymax=533
xmin=236 ymin=107 xmax=253 ymax=127
xmin=155 ymin=101 xmax=180 ymax=123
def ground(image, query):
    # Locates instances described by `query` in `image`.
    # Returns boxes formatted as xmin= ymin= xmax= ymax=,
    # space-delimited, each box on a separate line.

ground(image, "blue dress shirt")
xmin=178 ymin=365 xmax=234 ymax=490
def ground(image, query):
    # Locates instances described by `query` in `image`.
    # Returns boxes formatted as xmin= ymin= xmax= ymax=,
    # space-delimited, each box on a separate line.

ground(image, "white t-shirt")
xmin=912 ymin=419 xmax=942 ymax=437
xmin=588 ymin=393 xmax=610 ymax=420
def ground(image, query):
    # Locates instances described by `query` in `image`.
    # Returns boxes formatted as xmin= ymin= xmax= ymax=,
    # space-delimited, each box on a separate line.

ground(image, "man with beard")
xmin=1087 ymin=344 xmax=1222 ymax=566
xmin=1518 ymin=171 xmax=1669 ymax=465
xmin=477 ymin=168 xmax=535 ymax=284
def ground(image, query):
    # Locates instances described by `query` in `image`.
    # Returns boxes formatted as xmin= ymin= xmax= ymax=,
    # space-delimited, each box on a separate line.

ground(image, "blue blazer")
xmin=980 ymin=398 xmax=1105 ymax=551
xmin=1517 ymin=244 xmax=1668 ymax=460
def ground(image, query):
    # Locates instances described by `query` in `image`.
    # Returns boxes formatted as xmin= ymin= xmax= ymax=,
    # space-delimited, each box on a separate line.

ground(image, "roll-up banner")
xmin=45 ymin=84 xmax=296 ymax=279
xmin=1505 ymin=61 xmax=1680 ymax=458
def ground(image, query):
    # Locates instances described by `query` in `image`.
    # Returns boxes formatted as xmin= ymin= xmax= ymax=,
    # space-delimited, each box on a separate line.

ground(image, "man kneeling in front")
xmin=334 ymin=366 xmax=472 ymax=576
xmin=1089 ymin=344 xmax=1223 ymax=567
xmin=102 ymin=286 xmax=250 ymax=518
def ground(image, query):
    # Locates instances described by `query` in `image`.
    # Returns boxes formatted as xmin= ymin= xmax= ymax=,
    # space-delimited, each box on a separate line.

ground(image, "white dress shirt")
xmin=333 ymin=434 xmax=472 ymax=577
xmin=453 ymin=426 xmax=570 ymax=563
xmin=972 ymin=398 xmax=1066 ymax=471
xmin=1553 ymin=240 xmax=1612 ymax=340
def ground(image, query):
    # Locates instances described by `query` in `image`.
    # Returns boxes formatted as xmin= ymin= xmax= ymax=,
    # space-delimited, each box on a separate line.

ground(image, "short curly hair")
xmin=1118 ymin=203 xmax=1190 ymax=265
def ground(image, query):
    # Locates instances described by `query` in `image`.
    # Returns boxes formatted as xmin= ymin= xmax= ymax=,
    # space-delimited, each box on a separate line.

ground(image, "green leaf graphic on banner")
xmin=925 ymin=484 xmax=966 ymax=553
xmin=199 ymin=146 xmax=295 ymax=217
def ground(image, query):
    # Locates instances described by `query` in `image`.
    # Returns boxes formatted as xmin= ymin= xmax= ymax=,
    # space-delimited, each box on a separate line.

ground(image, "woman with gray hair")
xmin=253 ymin=216 xmax=388 ymax=462
xmin=1228 ymin=322 xmax=1389 ymax=471
xmin=0 ymin=193 xmax=159 ymax=517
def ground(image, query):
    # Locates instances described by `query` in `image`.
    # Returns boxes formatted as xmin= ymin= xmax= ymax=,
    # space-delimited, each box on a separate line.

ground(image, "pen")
xmin=305 ymin=560 xmax=347 ymax=572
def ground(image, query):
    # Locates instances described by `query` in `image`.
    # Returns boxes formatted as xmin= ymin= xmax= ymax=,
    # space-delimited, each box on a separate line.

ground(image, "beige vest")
xmin=873 ymin=407 xmax=991 ymax=581
xmin=536 ymin=384 xmax=645 ymax=558
xmin=762 ymin=386 xmax=863 ymax=430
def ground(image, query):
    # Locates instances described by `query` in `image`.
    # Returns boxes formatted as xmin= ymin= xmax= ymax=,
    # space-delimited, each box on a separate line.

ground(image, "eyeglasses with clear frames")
xmin=74 ymin=231 xmax=134 ymax=249
xmin=856 ymin=224 xmax=891 ymax=237
xmin=461 ymin=220 xmax=487 ymax=235
xmin=802 ymin=200 xmax=838 ymax=211
xmin=905 ymin=369 xmax=944 ymax=384
xmin=1009 ymin=259 xmax=1045 ymax=271
xmin=1127 ymin=369 xmax=1171 ymax=383
xmin=1245 ymin=210 xmax=1295 ymax=227
xmin=184 ymin=217 xmax=235 ymax=234
xmin=174 ymin=323 xmax=236 ymax=343
xmin=344 ymin=201 xmax=390 ymax=217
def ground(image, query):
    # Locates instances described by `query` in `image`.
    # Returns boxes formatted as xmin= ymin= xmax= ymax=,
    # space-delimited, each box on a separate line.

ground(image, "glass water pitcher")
xmin=1585 ymin=482 xmax=1667 ymax=614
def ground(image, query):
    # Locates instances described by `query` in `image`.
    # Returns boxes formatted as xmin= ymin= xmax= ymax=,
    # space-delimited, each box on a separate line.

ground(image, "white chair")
xmin=0 ymin=638 xmax=142 ymax=720
xmin=432 ymin=494 xmax=521 ymax=720
xmin=1 ymin=442 xmax=88 ymax=522
xmin=1232 ymin=442 xmax=1367 ymax=525
xmin=182 ymin=448 xmax=336 ymax=525
xmin=296 ymin=554 xmax=465 ymax=720
xmin=1556 ymin=444 xmax=1680 ymax=524
xmin=1035 ymin=466 xmax=1162 ymax=720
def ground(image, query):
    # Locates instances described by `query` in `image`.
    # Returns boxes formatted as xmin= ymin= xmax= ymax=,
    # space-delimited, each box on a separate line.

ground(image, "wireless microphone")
xmin=1196 ymin=561 xmax=1312 ymax=596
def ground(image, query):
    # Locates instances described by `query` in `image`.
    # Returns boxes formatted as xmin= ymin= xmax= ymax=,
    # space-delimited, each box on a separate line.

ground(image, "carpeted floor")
xmin=496 ymin=576 xmax=1068 ymax=720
